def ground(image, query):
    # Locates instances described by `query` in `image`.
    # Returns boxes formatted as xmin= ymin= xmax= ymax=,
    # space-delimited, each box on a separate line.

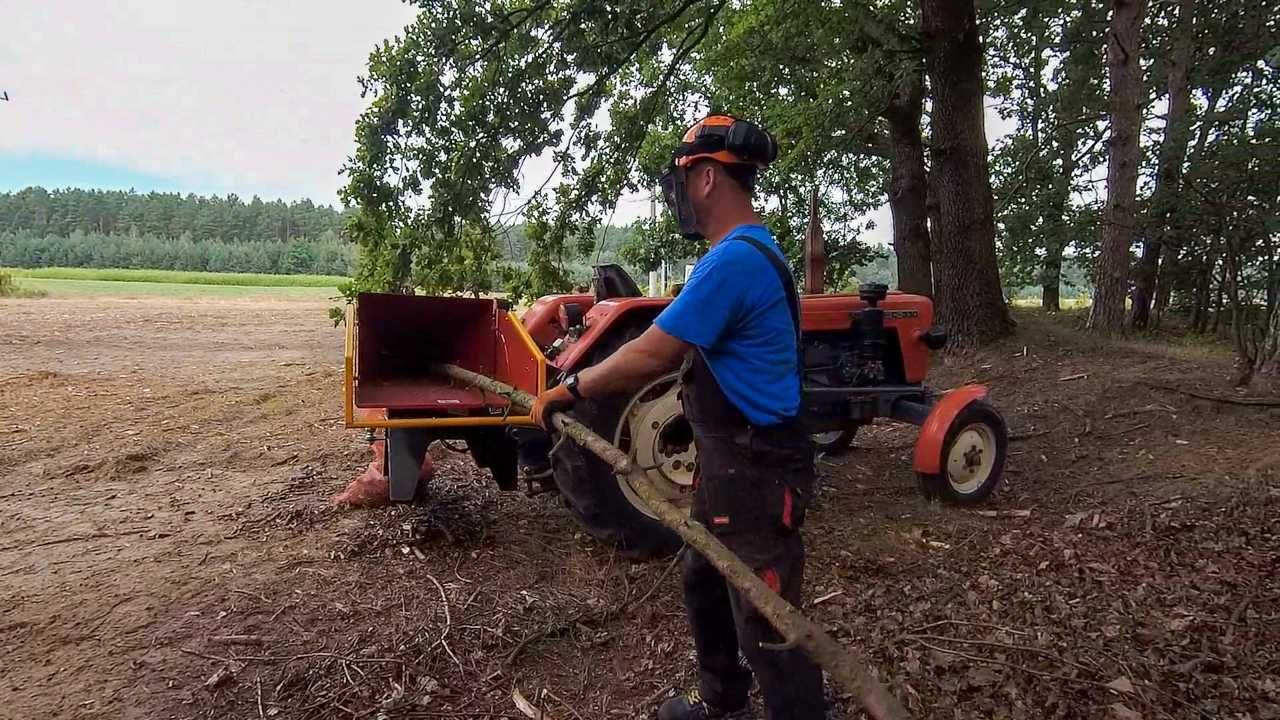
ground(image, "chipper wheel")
xmin=550 ymin=325 xmax=684 ymax=561
xmin=917 ymin=399 xmax=1008 ymax=505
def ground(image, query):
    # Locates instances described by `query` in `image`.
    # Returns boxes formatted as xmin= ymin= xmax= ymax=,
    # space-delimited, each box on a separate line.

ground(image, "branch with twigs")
xmin=434 ymin=364 xmax=911 ymax=720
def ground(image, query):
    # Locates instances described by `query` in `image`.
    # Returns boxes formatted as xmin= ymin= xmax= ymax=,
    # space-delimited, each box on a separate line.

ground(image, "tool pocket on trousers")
xmin=694 ymin=439 xmax=773 ymax=535
xmin=746 ymin=434 xmax=814 ymax=532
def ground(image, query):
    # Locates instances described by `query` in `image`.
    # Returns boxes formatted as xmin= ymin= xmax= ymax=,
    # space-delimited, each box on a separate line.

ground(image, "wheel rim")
xmin=614 ymin=373 xmax=695 ymax=519
xmin=945 ymin=423 xmax=997 ymax=495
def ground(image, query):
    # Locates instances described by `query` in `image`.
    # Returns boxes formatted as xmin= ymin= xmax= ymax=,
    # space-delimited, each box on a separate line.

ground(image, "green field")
xmin=5 ymin=266 xmax=347 ymax=287
xmin=13 ymin=277 xmax=337 ymax=299
xmin=1 ymin=267 xmax=345 ymax=300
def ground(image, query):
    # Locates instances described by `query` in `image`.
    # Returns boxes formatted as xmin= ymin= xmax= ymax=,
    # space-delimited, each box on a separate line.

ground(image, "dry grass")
xmin=0 ymin=271 xmax=47 ymax=298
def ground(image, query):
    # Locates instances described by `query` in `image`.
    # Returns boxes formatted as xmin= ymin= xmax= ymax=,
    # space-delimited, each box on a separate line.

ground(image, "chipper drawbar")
xmin=344 ymin=263 xmax=1010 ymax=561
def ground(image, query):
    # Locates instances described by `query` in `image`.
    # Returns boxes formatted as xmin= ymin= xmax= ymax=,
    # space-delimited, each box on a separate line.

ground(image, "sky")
xmin=0 ymin=1 xmax=419 ymax=207
xmin=0 ymin=2 xmax=1013 ymax=243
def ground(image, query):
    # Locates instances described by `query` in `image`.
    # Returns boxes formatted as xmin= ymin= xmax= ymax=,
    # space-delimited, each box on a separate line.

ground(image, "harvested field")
xmin=1 ymin=295 xmax=1276 ymax=720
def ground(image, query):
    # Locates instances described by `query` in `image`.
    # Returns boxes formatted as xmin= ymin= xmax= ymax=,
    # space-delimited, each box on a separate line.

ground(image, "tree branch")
xmin=433 ymin=363 xmax=912 ymax=720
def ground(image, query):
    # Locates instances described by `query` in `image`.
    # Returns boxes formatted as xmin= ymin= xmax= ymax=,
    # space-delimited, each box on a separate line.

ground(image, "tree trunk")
xmin=1038 ymin=5 xmax=1100 ymax=312
xmin=1042 ymin=243 xmax=1063 ymax=311
xmin=1259 ymin=293 xmax=1280 ymax=378
xmin=1040 ymin=129 xmax=1080 ymax=313
xmin=920 ymin=0 xmax=1014 ymax=346
xmin=1211 ymin=269 xmax=1225 ymax=336
xmin=1190 ymin=250 xmax=1216 ymax=333
xmin=1130 ymin=0 xmax=1194 ymax=329
xmin=1151 ymin=247 xmax=1178 ymax=328
xmin=1222 ymin=239 xmax=1256 ymax=386
xmin=1088 ymin=0 xmax=1148 ymax=333
xmin=884 ymin=71 xmax=933 ymax=296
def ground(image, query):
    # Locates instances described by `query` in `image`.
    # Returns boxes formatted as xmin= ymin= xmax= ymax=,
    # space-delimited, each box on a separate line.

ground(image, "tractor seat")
xmin=592 ymin=264 xmax=643 ymax=301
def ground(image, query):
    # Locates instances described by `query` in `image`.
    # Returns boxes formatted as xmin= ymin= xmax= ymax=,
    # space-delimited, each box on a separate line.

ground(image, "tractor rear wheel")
xmin=917 ymin=399 xmax=1007 ymax=505
xmin=550 ymin=323 xmax=684 ymax=560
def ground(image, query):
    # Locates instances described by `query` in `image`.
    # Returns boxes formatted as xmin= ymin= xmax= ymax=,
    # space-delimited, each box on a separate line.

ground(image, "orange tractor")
xmin=344 ymin=265 xmax=1008 ymax=559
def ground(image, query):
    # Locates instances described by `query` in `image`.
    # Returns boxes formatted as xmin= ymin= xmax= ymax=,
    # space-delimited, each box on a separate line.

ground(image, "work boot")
xmin=657 ymin=689 xmax=750 ymax=720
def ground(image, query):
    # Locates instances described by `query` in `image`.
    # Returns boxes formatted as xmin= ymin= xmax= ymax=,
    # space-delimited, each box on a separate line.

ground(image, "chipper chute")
xmin=345 ymin=293 xmax=546 ymax=427
xmin=344 ymin=293 xmax=545 ymax=500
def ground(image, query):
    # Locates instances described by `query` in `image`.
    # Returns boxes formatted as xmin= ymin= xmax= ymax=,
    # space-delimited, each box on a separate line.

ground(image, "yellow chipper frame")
xmin=344 ymin=292 xmax=546 ymax=499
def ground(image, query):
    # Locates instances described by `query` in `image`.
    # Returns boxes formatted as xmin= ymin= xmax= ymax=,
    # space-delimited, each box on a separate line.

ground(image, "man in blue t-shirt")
xmin=532 ymin=115 xmax=824 ymax=720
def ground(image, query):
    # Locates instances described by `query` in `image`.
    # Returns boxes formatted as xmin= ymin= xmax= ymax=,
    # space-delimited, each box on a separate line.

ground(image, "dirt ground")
xmin=1 ymin=295 xmax=1276 ymax=720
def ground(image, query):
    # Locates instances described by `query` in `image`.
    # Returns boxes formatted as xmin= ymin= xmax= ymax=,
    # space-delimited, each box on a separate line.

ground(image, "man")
xmin=531 ymin=114 xmax=824 ymax=720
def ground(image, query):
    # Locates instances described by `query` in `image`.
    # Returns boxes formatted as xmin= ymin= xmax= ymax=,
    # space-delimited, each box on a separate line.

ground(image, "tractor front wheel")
xmin=917 ymin=400 xmax=1007 ymax=505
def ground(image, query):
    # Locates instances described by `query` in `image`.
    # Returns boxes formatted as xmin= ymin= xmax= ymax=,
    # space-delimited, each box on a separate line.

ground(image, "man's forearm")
xmin=577 ymin=340 xmax=683 ymax=397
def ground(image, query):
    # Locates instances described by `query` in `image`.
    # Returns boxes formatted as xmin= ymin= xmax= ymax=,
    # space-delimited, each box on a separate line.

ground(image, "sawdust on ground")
xmin=0 ymin=296 xmax=1276 ymax=720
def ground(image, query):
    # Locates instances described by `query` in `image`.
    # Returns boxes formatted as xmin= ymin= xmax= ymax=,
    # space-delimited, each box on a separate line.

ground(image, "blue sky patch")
xmin=0 ymin=152 xmax=190 ymax=195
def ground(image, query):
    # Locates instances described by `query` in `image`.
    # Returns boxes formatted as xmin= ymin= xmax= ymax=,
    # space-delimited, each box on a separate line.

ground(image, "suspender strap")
xmin=729 ymin=234 xmax=802 ymax=344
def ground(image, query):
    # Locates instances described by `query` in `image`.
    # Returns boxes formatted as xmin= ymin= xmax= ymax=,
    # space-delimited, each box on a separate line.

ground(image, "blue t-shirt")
xmin=654 ymin=224 xmax=799 ymax=426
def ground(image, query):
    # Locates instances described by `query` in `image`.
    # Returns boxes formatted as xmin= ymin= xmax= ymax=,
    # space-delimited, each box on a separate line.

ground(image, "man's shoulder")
xmin=709 ymin=225 xmax=782 ymax=267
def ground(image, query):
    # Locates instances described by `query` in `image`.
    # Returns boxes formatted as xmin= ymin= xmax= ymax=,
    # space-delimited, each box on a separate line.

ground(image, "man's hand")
xmin=530 ymin=383 xmax=575 ymax=430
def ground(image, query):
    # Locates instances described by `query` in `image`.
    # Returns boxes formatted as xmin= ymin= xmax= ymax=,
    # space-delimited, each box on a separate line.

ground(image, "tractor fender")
xmin=913 ymin=385 xmax=989 ymax=475
xmin=553 ymin=297 xmax=672 ymax=372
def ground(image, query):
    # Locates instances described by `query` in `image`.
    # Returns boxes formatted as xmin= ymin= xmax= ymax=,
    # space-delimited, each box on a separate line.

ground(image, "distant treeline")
xmin=0 ymin=231 xmax=354 ymax=276
xmin=0 ymin=187 xmax=347 ymax=243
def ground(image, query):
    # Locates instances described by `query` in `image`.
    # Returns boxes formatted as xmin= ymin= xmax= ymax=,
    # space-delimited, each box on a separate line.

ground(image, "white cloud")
xmin=0 ymin=0 xmax=419 ymax=204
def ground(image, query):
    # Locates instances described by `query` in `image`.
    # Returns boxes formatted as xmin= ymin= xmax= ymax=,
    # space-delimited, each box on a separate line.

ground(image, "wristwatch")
xmin=563 ymin=372 xmax=585 ymax=400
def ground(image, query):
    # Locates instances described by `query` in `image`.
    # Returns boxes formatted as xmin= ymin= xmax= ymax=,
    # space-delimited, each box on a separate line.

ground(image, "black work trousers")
xmin=683 ymin=429 xmax=826 ymax=720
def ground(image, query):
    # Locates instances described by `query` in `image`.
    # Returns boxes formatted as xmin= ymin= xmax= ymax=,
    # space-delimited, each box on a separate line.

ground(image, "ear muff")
xmin=725 ymin=120 xmax=777 ymax=165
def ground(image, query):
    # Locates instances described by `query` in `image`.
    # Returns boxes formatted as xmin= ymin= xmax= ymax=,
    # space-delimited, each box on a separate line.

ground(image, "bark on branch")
xmin=433 ymin=364 xmax=912 ymax=720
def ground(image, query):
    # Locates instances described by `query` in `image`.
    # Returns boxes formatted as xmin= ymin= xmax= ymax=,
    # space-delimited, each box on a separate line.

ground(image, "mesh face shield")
xmin=659 ymin=164 xmax=701 ymax=240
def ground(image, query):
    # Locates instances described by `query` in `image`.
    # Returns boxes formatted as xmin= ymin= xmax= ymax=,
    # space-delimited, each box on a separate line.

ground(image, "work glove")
xmin=530 ymin=384 xmax=576 ymax=430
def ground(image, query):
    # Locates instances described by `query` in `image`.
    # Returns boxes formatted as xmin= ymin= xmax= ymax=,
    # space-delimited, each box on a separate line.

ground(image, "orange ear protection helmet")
xmin=672 ymin=114 xmax=778 ymax=168
xmin=660 ymin=114 xmax=777 ymax=239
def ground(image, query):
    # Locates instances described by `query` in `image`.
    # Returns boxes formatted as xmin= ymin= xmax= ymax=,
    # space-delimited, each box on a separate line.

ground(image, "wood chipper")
xmin=343 ymin=264 xmax=1008 ymax=559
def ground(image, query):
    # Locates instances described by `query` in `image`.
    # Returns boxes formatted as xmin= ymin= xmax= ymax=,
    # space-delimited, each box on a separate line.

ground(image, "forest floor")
xmin=1 ymin=295 xmax=1277 ymax=720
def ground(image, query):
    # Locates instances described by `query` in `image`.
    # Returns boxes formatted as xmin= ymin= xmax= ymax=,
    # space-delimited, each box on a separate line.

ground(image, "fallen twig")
xmin=911 ymin=638 xmax=1111 ymax=689
xmin=1144 ymin=382 xmax=1280 ymax=407
xmin=426 ymin=572 xmax=464 ymax=671
xmin=1009 ymin=427 xmax=1055 ymax=441
xmin=629 ymin=546 xmax=684 ymax=610
xmin=906 ymin=619 xmax=1029 ymax=637
xmin=1059 ymin=373 xmax=1089 ymax=382
xmin=179 ymin=647 xmax=232 ymax=663
xmin=1104 ymin=403 xmax=1175 ymax=419
xmin=512 ymin=687 xmax=560 ymax=720
xmin=210 ymin=634 xmax=266 ymax=645
xmin=640 ymin=684 xmax=678 ymax=708
xmin=504 ymin=609 xmax=595 ymax=667
xmin=904 ymin=634 xmax=1096 ymax=676
xmin=0 ymin=531 xmax=123 ymax=553
xmin=542 ymin=688 xmax=587 ymax=720
xmin=256 ymin=677 xmax=266 ymax=719
xmin=811 ymin=590 xmax=845 ymax=606
xmin=1098 ymin=421 xmax=1151 ymax=438
xmin=227 ymin=651 xmax=404 ymax=665
xmin=975 ymin=509 xmax=1033 ymax=519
